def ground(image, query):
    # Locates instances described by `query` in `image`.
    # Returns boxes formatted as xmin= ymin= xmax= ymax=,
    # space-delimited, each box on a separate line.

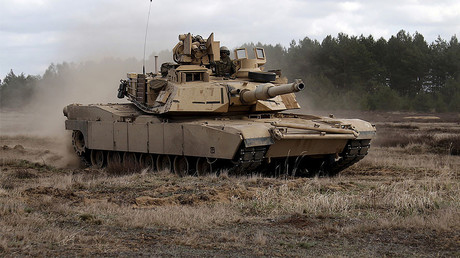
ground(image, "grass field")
xmin=0 ymin=111 xmax=459 ymax=256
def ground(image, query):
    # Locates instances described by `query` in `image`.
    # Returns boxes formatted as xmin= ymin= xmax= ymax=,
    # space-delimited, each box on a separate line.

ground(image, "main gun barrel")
xmin=240 ymin=79 xmax=305 ymax=104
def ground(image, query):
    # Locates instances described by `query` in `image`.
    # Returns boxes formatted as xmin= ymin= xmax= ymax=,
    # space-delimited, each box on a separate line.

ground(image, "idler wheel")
xmin=72 ymin=130 xmax=86 ymax=155
xmin=156 ymin=155 xmax=172 ymax=172
xmin=173 ymin=156 xmax=189 ymax=177
xmin=140 ymin=153 xmax=155 ymax=171
xmin=107 ymin=151 xmax=121 ymax=166
xmin=196 ymin=157 xmax=213 ymax=176
xmin=90 ymin=150 xmax=105 ymax=168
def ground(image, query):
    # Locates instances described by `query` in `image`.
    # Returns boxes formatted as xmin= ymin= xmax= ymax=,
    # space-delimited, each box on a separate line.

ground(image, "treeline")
xmin=0 ymin=52 xmax=171 ymax=110
xmin=0 ymin=72 xmax=39 ymax=108
xmin=245 ymin=30 xmax=460 ymax=111
xmin=1 ymin=30 xmax=459 ymax=112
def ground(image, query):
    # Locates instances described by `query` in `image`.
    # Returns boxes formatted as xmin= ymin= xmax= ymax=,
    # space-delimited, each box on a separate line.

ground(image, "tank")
xmin=63 ymin=33 xmax=376 ymax=177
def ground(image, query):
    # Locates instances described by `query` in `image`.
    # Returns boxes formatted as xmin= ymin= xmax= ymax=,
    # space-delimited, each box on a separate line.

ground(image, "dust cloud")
xmin=1 ymin=2 xmax=174 ymax=167
xmin=0 ymin=52 xmax=172 ymax=168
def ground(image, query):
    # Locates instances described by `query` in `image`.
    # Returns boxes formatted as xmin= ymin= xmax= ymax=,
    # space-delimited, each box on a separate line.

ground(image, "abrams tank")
xmin=63 ymin=33 xmax=376 ymax=177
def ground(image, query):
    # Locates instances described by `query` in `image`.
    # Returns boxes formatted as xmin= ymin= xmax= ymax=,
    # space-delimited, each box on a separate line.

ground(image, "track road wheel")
xmin=196 ymin=157 xmax=212 ymax=176
xmin=90 ymin=150 xmax=105 ymax=168
xmin=173 ymin=156 xmax=189 ymax=177
xmin=140 ymin=154 xmax=155 ymax=171
xmin=107 ymin=151 xmax=121 ymax=166
xmin=156 ymin=155 xmax=171 ymax=172
xmin=312 ymin=155 xmax=336 ymax=177
xmin=123 ymin=152 xmax=138 ymax=167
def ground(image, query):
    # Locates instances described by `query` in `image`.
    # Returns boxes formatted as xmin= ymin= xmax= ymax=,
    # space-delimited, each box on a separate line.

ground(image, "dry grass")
xmin=374 ymin=132 xmax=460 ymax=155
xmin=374 ymin=122 xmax=460 ymax=156
xmin=0 ymin=160 xmax=459 ymax=256
xmin=87 ymin=203 xmax=240 ymax=230
xmin=356 ymin=148 xmax=459 ymax=177
xmin=106 ymin=159 xmax=144 ymax=176
xmin=0 ymin=159 xmax=56 ymax=172
xmin=1 ymin=116 xmax=460 ymax=256
xmin=253 ymin=230 xmax=267 ymax=246
xmin=236 ymin=174 xmax=459 ymax=220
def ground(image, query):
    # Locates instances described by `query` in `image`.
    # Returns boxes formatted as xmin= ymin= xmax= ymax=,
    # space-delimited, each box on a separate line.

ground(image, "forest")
xmin=1 ymin=30 xmax=459 ymax=112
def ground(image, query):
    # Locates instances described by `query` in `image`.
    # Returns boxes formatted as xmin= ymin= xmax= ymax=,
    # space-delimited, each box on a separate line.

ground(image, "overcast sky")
xmin=1 ymin=0 xmax=459 ymax=79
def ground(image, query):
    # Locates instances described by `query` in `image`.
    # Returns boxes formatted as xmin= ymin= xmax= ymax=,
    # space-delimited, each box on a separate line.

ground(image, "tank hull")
xmin=64 ymin=103 xmax=376 ymax=176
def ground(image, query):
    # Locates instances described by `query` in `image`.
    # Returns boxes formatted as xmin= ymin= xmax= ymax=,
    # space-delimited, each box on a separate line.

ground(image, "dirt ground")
xmin=0 ymin=111 xmax=459 ymax=256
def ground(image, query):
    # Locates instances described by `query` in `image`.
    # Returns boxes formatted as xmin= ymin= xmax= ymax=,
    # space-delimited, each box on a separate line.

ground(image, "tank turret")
xmin=116 ymin=33 xmax=304 ymax=115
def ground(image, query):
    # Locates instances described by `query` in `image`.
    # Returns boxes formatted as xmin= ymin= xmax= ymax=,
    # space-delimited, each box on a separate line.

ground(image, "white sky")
xmin=1 ymin=0 xmax=459 ymax=79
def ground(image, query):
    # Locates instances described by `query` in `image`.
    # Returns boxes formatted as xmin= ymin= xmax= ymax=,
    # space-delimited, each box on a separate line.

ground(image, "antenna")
xmin=143 ymin=0 xmax=153 ymax=74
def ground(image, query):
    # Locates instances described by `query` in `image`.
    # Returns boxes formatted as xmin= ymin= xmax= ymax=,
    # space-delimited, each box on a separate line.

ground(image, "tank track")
xmin=225 ymin=146 xmax=267 ymax=175
xmin=260 ymin=139 xmax=372 ymax=177
xmin=326 ymin=139 xmax=371 ymax=176
xmin=71 ymin=131 xmax=91 ymax=167
xmin=73 ymin=149 xmax=91 ymax=167
xmin=72 ymin=138 xmax=371 ymax=177
xmin=78 ymin=153 xmax=91 ymax=167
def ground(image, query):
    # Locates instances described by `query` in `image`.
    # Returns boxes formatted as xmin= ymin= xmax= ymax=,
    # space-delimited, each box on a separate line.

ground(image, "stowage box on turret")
xmin=63 ymin=33 xmax=376 ymax=176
